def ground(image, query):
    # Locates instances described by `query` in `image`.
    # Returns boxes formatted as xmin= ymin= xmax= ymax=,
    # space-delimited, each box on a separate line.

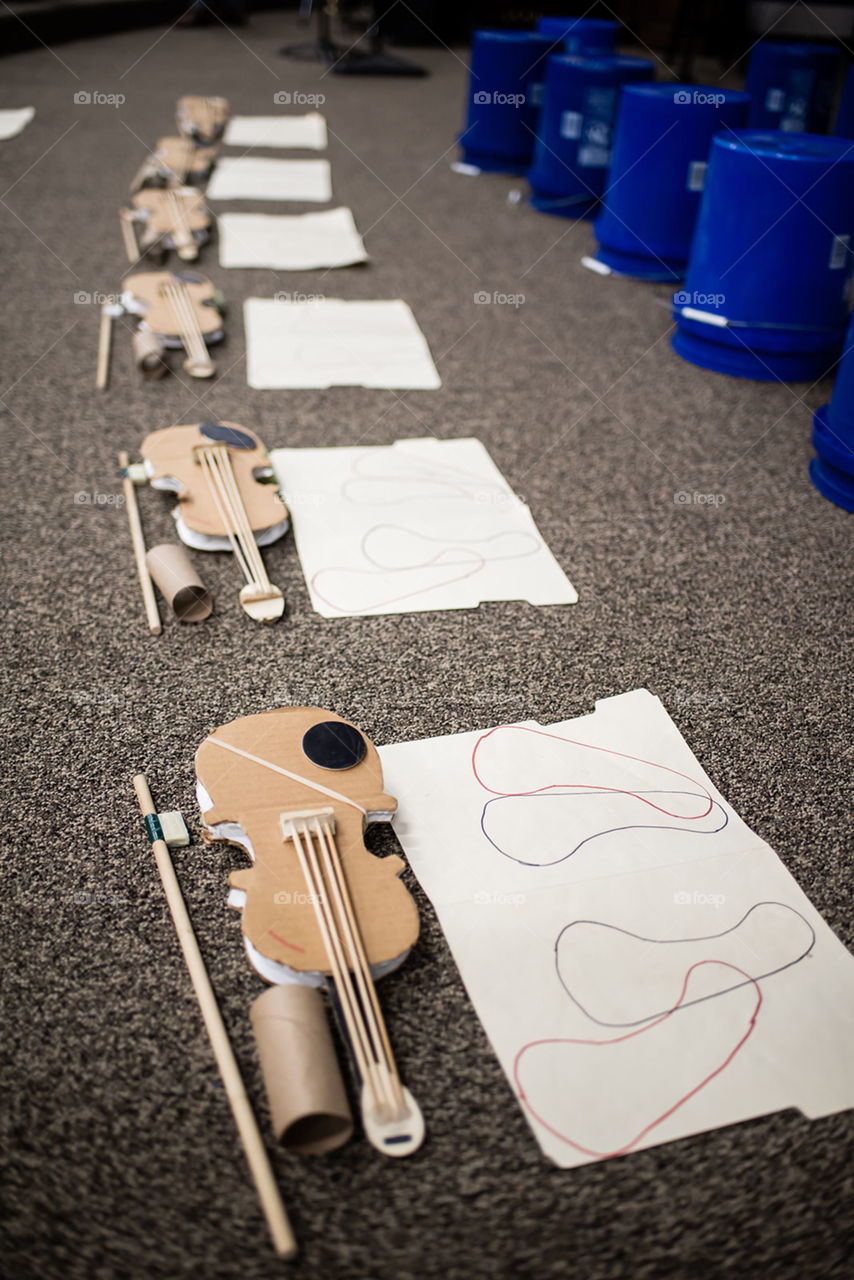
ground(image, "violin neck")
xmin=161 ymin=280 xmax=213 ymax=376
xmin=282 ymin=810 xmax=407 ymax=1123
xmin=167 ymin=191 xmax=196 ymax=260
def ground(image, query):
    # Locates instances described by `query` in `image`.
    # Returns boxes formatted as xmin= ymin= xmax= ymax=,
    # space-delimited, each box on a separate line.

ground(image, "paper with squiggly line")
xmin=379 ymin=689 xmax=854 ymax=1166
xmin=270 ymin=438 xmax=577 ymax=616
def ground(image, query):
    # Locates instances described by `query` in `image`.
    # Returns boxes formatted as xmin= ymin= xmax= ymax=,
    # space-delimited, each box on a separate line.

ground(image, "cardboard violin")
xmin=196 ymin=707 xmax=425 ymax=1157
xmin=140 ymin=421 xmax=288 ymax=622
xmin=177 ymin=95 xmax=229 ymax=145
xmin=130 ymin=136 xmax=218 ymax=193
xmin=120 ymin=187 xmax=212 ymax=264
xmin=121 ymin=269 xmax=224 ymax=379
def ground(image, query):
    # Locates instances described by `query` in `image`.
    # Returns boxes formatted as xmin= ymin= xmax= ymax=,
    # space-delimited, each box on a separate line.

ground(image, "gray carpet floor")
xmin=1 ymin=13 xmax=853 ymax=1280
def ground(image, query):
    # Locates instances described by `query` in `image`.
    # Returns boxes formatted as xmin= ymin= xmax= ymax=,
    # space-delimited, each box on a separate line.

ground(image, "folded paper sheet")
xmin=206 ymin=157 xmax=332 ymax=202
xmin=223 ymin=112 xmax=327 ymax=150
xmin=0 ymin=107 xmax=35 ymax=140
xmin=246 ymin=298 xmax=441 ymax=390
xmin=379 ymin=689 xmax=854 ymax=1167
xmin=219 ymin=208 xmax=367 ymax=270
xmin=270 ymin=438 xmax=577 ymax=615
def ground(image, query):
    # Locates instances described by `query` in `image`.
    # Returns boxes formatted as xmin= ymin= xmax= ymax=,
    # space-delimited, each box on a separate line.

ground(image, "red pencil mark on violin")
xmin=266 ymin=930 xmax=306 ymax=954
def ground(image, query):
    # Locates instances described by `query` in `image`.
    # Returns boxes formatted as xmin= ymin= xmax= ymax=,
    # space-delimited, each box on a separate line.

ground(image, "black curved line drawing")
xmin=480 ymin=788 xmax=729 ymax=868
xmin=554 ymin=900 xmax=817 ymax=1028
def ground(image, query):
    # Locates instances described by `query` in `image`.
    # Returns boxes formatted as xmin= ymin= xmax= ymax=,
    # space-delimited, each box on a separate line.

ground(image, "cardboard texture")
xmin=141 ymin=423 xmax=288 ymax=540
xmin=176 ymin=95 xmax=229 ymax=144
xmin=146 ymin=543 xmax=212 ymax=621
xmin=195 ymin=708 xmax=418 ymax=977
xmin=128 ymin=189 xmax=211 ymax=255
xmin=250 ymin=984 xmax=353 ymax=1153
xmin=123 ymin=272 xmax=223 ymax=341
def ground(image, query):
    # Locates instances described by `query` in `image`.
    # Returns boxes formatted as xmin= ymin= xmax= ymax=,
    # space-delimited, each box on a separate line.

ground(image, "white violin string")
xmin=315 ymin=817 xmax=402 ymax=1116
xmin=175 ymin=285 xmax=207 ymax=364
xmin=168 ymin=190 xmax=192 ymax=250
xmin=163 ymin=283 xmax=202 ymax=364
xmin=198 ymin=449 xmax=255 ymax=586
xmin=207 ymin=738 xmax=368 ymax=815
xmin=201 ymin=448 xmax=254 ymax=581
xmin=164 ymin=282 xmax=207 ymax=367
xmin=211 ymin=446 xmax=270 ymax=590
xmin=290 ymin=820 xmax=382 ymax=1112
xmin=321 ymin=816 xmax=404 ymax=1112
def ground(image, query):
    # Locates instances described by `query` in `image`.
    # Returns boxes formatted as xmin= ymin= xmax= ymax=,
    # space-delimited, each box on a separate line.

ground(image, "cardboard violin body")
xmin=177 ymin=95 xmax=229 ymax=145
xmin=141 ymin=422 xmax=288 ymax=541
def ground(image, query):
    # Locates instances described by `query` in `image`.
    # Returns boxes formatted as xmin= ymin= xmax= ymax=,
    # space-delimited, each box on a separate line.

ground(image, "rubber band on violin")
xmin=195 ymin=707 xmax=425 ymax=1157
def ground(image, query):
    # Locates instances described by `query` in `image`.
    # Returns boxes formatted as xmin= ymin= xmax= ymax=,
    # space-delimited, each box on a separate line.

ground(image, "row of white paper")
xmin=211 ymin=115 xmax=440 ymax=390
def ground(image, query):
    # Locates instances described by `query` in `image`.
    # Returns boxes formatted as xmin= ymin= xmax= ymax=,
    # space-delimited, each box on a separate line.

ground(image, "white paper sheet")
xmin=270 ymin=438 xmax=577 ymax=615
xmin=206 ymin=157 xmax=332 ymax=202
xmin=379 ymin=689 xmax=854 ymax=1166
xmin=246 ymin=298 xmax=441 ymax=391
xmin=223 ymin=112 xmax=327 ymax=150
xmin=0 ymin=107 xmax=35 ymax=140
xmin=218 ymin=208 xmax=367 ymax=270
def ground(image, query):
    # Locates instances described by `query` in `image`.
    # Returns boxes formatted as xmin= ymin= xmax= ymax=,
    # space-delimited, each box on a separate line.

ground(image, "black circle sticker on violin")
xmin=200 ymin=422 xmax=255 ymax=450
xmin=302 ymin=722 xmax=367 ymax=771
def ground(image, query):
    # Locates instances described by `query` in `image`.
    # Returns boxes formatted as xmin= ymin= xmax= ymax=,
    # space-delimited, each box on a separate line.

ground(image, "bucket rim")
xmin=712 ymin=130 xmax=854 ymax=162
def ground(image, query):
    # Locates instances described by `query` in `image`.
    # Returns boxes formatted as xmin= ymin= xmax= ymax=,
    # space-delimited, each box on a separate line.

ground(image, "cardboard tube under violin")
xmin=250 ymin=984 xmax=354 ymax=1155
xmin=146 ymin=543 xmax=212 ymax=622
xmin=133 ymin=328 xmax=168 ymax=378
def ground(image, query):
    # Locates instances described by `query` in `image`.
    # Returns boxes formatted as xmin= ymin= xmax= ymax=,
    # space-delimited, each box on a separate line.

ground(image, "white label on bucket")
xmin=686 ymin=160 xmax=707 ymax=192
xmin=560 ymin=110 xmax=583 ymax=140
xmin=829 ymin=234 xmax=851 ymax=270
xmin=579 ymin=145 xmax=610 ymax=167
xmin=765 ymin=87 xmax=786 ymax=112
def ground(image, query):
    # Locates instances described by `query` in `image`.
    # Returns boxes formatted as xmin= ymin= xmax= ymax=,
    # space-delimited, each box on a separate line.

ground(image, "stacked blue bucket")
xmin=527 ymin=53 xmax=655 ymax=216
xmin=460 ymin=29 xmax=554 ymax=172
xmin=745 ymin=40 xmax=840 ymax=133
xmin=536 ymin=16 xmax=617 ymax=55
xmin=591 ymin=84 xmax=751 ymax=280
xmin=671 ymin=132 xmax=854 ymax=381
xmin=811 ymin=314 xmax=854 ymax=511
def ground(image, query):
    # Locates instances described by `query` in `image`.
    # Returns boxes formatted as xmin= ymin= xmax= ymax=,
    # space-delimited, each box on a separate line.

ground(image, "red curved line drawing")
xmin=514 ymin=960 xmax=762 ymax=1159
xmin=471 ymin=724 xmax=715 ymax=822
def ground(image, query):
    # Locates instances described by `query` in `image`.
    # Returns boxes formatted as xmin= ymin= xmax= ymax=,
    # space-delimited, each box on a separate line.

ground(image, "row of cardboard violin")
xmin=97 ymin=94 xmax=229 ymax=390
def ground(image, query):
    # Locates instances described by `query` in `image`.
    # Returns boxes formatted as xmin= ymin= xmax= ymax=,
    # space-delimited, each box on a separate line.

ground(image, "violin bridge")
xmin=279 ymin=807 xmax=336 ymax=841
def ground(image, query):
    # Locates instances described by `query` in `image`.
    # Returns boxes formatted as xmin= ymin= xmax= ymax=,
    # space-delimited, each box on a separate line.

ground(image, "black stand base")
xmin=331 ymin=45 xmax=427 ymax=76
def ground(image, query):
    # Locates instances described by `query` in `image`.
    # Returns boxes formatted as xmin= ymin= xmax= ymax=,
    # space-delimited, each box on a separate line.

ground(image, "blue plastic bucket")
xmin=460 ymin=29 xmax=554 ymax=172
xmin=591 ymin=83 xmax=750 ymax=281
xmin=527 ymin=54 xmax=655 ymax=217
xmin=745 ymin=41 xmax=841 ymax=133
xmin=811 ymin=313 xmax=854 ymax=511
xmin=672 ymin=131 xmax=854 ymax=381
xmin=536 ymin=16 xmax=617 ymax=55
xmin=834 ymin=64 xmax=854 ymax=139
